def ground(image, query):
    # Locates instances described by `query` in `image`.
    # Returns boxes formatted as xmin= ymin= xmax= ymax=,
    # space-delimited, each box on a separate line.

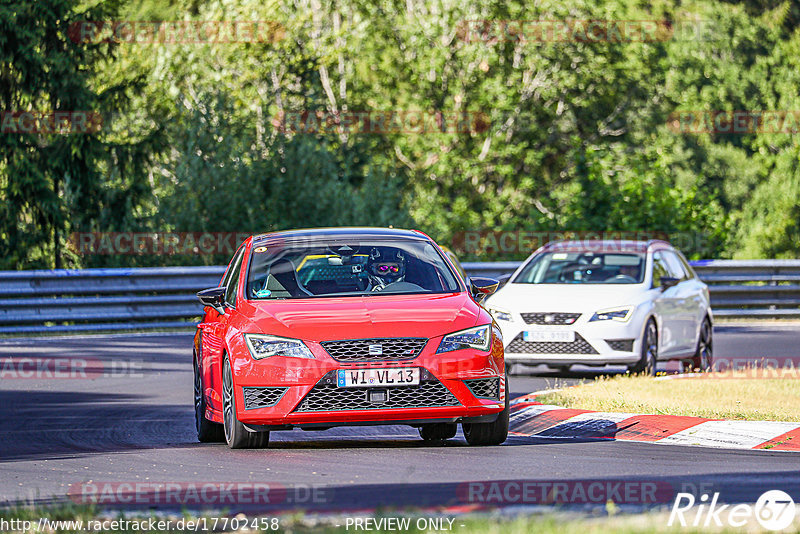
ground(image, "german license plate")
xmin=337 ymin=368 xmax=419 ymax=388
xmin=523 ymin=329 xmax=575 ymax=342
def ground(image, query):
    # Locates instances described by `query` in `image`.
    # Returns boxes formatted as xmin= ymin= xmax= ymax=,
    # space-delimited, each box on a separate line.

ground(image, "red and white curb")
xmin=509 ymin=396 xmax=800 ymax=452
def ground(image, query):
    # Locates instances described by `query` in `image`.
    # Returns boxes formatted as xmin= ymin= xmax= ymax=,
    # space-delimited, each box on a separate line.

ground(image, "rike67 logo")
xmin=669 ymin=490 xmax=796 ymax=531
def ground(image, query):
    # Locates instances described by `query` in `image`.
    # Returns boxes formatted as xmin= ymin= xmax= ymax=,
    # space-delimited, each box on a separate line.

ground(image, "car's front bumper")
xmin=497 ymin=318 xmax=645 ymax=366
xmin=222 ymin=332 xmax=506 ymax=428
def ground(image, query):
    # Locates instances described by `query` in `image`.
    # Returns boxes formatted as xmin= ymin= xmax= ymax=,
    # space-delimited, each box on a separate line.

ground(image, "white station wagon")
xmin=485 ymin=240 xmax=712 ymax=375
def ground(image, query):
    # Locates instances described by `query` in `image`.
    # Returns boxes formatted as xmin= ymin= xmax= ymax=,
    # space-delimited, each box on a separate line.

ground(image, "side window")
xmin=225 ymin=248 xmax=245 ymax=308
xmin=652 ymin=252 xmax=670 ymax=287
xmin=663 ymin=251 xmax=688 ymax=281
xmin=676 ymin=252 xmax=697 ymax=279
xmin=220 ymin=246 xmax=245 ymax=288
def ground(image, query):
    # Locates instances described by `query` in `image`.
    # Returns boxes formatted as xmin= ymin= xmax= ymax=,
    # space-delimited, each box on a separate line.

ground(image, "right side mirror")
xmin=497 ymin=273 xmax=512 ymax=287
xmin=197 ymin=286 xmax=226 ymax=314
xmin=469 ymin=277 xmax=500 ymax=303
xmin=659 ymin=277 xmax=680 ymax=291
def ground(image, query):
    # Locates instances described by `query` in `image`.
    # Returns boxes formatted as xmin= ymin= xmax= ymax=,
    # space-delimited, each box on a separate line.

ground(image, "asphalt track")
xmin=0 ymin=325 xmax=798 ymax=513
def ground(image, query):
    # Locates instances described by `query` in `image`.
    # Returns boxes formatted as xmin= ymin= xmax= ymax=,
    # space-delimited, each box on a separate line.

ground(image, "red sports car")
xmin=193 ymin=227 xmax=507 ymax=448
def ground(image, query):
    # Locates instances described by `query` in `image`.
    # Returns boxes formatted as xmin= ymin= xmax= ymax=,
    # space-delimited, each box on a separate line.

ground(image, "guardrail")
xmin=0 ymin=260 xmax=798 ymax=334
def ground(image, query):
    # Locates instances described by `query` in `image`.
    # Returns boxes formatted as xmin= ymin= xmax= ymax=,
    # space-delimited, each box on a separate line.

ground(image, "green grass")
xmin=537 ymin=375 xmax=800 ymax=421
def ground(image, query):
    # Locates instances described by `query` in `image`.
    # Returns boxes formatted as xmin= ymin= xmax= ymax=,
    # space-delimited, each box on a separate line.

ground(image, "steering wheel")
xmin=604 ymin=274 xmax=637 ymax=283
xmin=372 ymin=281 xmax=424 ymax=293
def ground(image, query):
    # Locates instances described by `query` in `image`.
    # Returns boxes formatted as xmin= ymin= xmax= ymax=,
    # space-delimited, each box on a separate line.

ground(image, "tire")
xmin=690 ymin=318 xmax=713 ymax=372
xmin=222 ymin=354 xmax=269 ymax=449
xmin=463 ymin=374 xmax=509 ymax=446
xmin=629 ymin=319 xmax=658 ymax=376
xmin=194 ymin=354 xmax=224 ymax=442
xmin=419 ymin=423 xmax=457 ymax=442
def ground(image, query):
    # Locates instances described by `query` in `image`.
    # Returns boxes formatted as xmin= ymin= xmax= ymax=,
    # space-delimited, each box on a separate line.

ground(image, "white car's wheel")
xmin=629 ymin=319 xmax=657 ymax=376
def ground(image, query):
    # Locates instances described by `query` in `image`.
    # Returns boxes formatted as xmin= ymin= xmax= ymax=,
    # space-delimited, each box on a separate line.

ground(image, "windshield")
xmin=246 ymin=238 xmax=461 ymax=299
xmin=513 ymin=251 xmax=646 ymax=284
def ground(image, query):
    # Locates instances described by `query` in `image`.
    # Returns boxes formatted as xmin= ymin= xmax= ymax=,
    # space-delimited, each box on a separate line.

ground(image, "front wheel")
xmin=690 ymin=318 xmax=713 ymax=372
xmin=629 ymin=319 xmax=658 ymax=376
xmin=194 ymin=355 xmax=224 ymax=442
xmin=222 ymin=355 xmax=269 ymax=449
xmin=463 ymin=374 xmax=509 ymax=446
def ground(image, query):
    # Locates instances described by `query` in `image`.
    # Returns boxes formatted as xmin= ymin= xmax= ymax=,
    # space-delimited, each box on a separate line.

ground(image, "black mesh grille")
xmin=464 ymin=377 xmax=500 ymax=400
xmin=520 ymin=312 xmax=581 ymax=325
xmin=293 ymin=380 xmax=460 ymax=412
xmin=606 ymin=339 xmax=635 ymax=352
xmin=321 ymin=338 xmax=427 ymax=362
xmin=243 ymin=387 xmax=288 ymax=410
xmin=506 ymin=332 xmax=598 ymax=354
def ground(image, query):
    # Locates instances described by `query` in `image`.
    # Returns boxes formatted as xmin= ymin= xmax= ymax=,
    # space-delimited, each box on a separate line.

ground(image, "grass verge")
xmin=537 ymin=376 xmax=800 ymax=421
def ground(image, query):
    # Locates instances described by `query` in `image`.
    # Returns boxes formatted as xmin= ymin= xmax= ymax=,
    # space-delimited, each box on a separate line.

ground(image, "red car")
xmin=193 ymin=228 xmax=507 ymax=448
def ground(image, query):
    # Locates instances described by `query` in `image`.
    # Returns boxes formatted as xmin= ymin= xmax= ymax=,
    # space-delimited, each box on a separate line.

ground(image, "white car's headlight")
xmin=244 ymin=334 xmax=315 ymax=360
xmin=436 ymin=325 xmax=492 ymax=354
xmin=487 ymin=307 xmax=513 ymax=322
xmin=589 ymin=306 xmax=634 ymax=323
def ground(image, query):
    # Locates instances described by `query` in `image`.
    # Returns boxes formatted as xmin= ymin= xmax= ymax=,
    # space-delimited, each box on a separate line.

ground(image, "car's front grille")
xmin=521 ymin=312 xmax=582 ymax=325
xmin=464 ymin=377 xmax=500 ymax=400
xmin=606 ymin=339 xmax=635 ymax=352
xmin=243 ymin=387 xmax=288 ymax=410
xmin=293 ymin=379 xmax=460 ymax=412
xmin=321 ymin=338 xmax=427 ymax=362
xmin=506 ymin=333 xmax=598 ymax=354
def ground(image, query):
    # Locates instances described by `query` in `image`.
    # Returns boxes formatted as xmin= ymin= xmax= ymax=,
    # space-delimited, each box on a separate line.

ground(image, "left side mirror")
xmin=197 ymin=286 xmax=226 ymax=315
xmin=469 ymin=277 xmax=499 ymax=303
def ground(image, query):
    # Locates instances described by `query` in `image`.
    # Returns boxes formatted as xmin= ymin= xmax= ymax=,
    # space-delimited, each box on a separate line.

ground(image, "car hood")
xmin=486 ymin=283 xmax=650 ymax=313
xmin=242 ymin=292 xmax=482 ymax=341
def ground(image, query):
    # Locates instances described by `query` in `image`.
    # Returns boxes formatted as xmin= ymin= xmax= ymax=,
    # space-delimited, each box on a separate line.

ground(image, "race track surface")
xmin=1 ymin=326 xmax=798 ymax=513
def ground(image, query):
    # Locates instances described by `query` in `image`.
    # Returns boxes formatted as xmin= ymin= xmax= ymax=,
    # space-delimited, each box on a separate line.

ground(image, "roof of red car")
xmin=252 ymin=227 xmax=428 ymax=244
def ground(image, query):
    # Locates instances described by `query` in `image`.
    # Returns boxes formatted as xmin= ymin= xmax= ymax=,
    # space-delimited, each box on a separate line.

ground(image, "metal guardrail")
xmin=0 ymin=260 xmax=798 ymax=334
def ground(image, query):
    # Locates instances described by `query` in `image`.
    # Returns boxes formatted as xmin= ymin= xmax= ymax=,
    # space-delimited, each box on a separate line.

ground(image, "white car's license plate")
xmin=337 ymin=368 xmax=420 ymax=388
xmin=523 ymin=329 xmax=575 ymax=342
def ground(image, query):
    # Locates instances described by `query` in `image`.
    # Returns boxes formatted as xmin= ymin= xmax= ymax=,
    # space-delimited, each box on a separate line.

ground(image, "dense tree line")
xmin=1 ymin=0 xmax=799 ymax=268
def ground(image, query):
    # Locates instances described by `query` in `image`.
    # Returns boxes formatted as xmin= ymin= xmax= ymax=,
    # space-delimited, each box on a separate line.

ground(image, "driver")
xmin=618 ymin=265 xmax=640 ymax=280
xmin=367 ymin=249 xmax=406 ymax=291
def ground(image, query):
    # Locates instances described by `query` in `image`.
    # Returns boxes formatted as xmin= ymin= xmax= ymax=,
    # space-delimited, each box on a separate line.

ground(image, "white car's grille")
xmin=520 ymin=312 xmax=581 ymax=325
xmin=506 ymin=332 xmax=598 ymax=354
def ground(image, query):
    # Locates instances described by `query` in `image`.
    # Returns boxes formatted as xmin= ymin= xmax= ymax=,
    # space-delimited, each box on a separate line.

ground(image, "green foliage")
xmin=3 ymin=0 xmax=800 ymax=268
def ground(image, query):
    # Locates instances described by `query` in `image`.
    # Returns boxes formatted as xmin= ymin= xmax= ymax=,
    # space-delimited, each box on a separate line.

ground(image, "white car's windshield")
xmin=514 ymin=251 xmax=646 ymax=284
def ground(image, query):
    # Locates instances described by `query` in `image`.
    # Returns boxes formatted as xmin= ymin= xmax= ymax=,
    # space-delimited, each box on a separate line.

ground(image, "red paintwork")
xmin=194 ymin=234 xmax=505 ymax=428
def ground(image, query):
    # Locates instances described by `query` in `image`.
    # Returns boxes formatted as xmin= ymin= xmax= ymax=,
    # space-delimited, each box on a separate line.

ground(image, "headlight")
xmin=487 ymin=307 xmax=513 ymax=322
xmin=589 ymin=306 xmax=634 ymax=322
xmin=436 ymin=325 xmax=492 ymax=354
xmin=244 ymin=334 xmax=315 ymax=360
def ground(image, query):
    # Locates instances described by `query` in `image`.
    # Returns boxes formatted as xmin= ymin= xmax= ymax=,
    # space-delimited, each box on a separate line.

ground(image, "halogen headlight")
xmin=244 ymin=334 xmax=315 ymax=360
xmin=436 ymin=325 xmax=491 ymax=354
xmin=589 ymin=306 xmax=634 ymax=322
xmin=487 ymin=307 xmax=513 ymax=322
